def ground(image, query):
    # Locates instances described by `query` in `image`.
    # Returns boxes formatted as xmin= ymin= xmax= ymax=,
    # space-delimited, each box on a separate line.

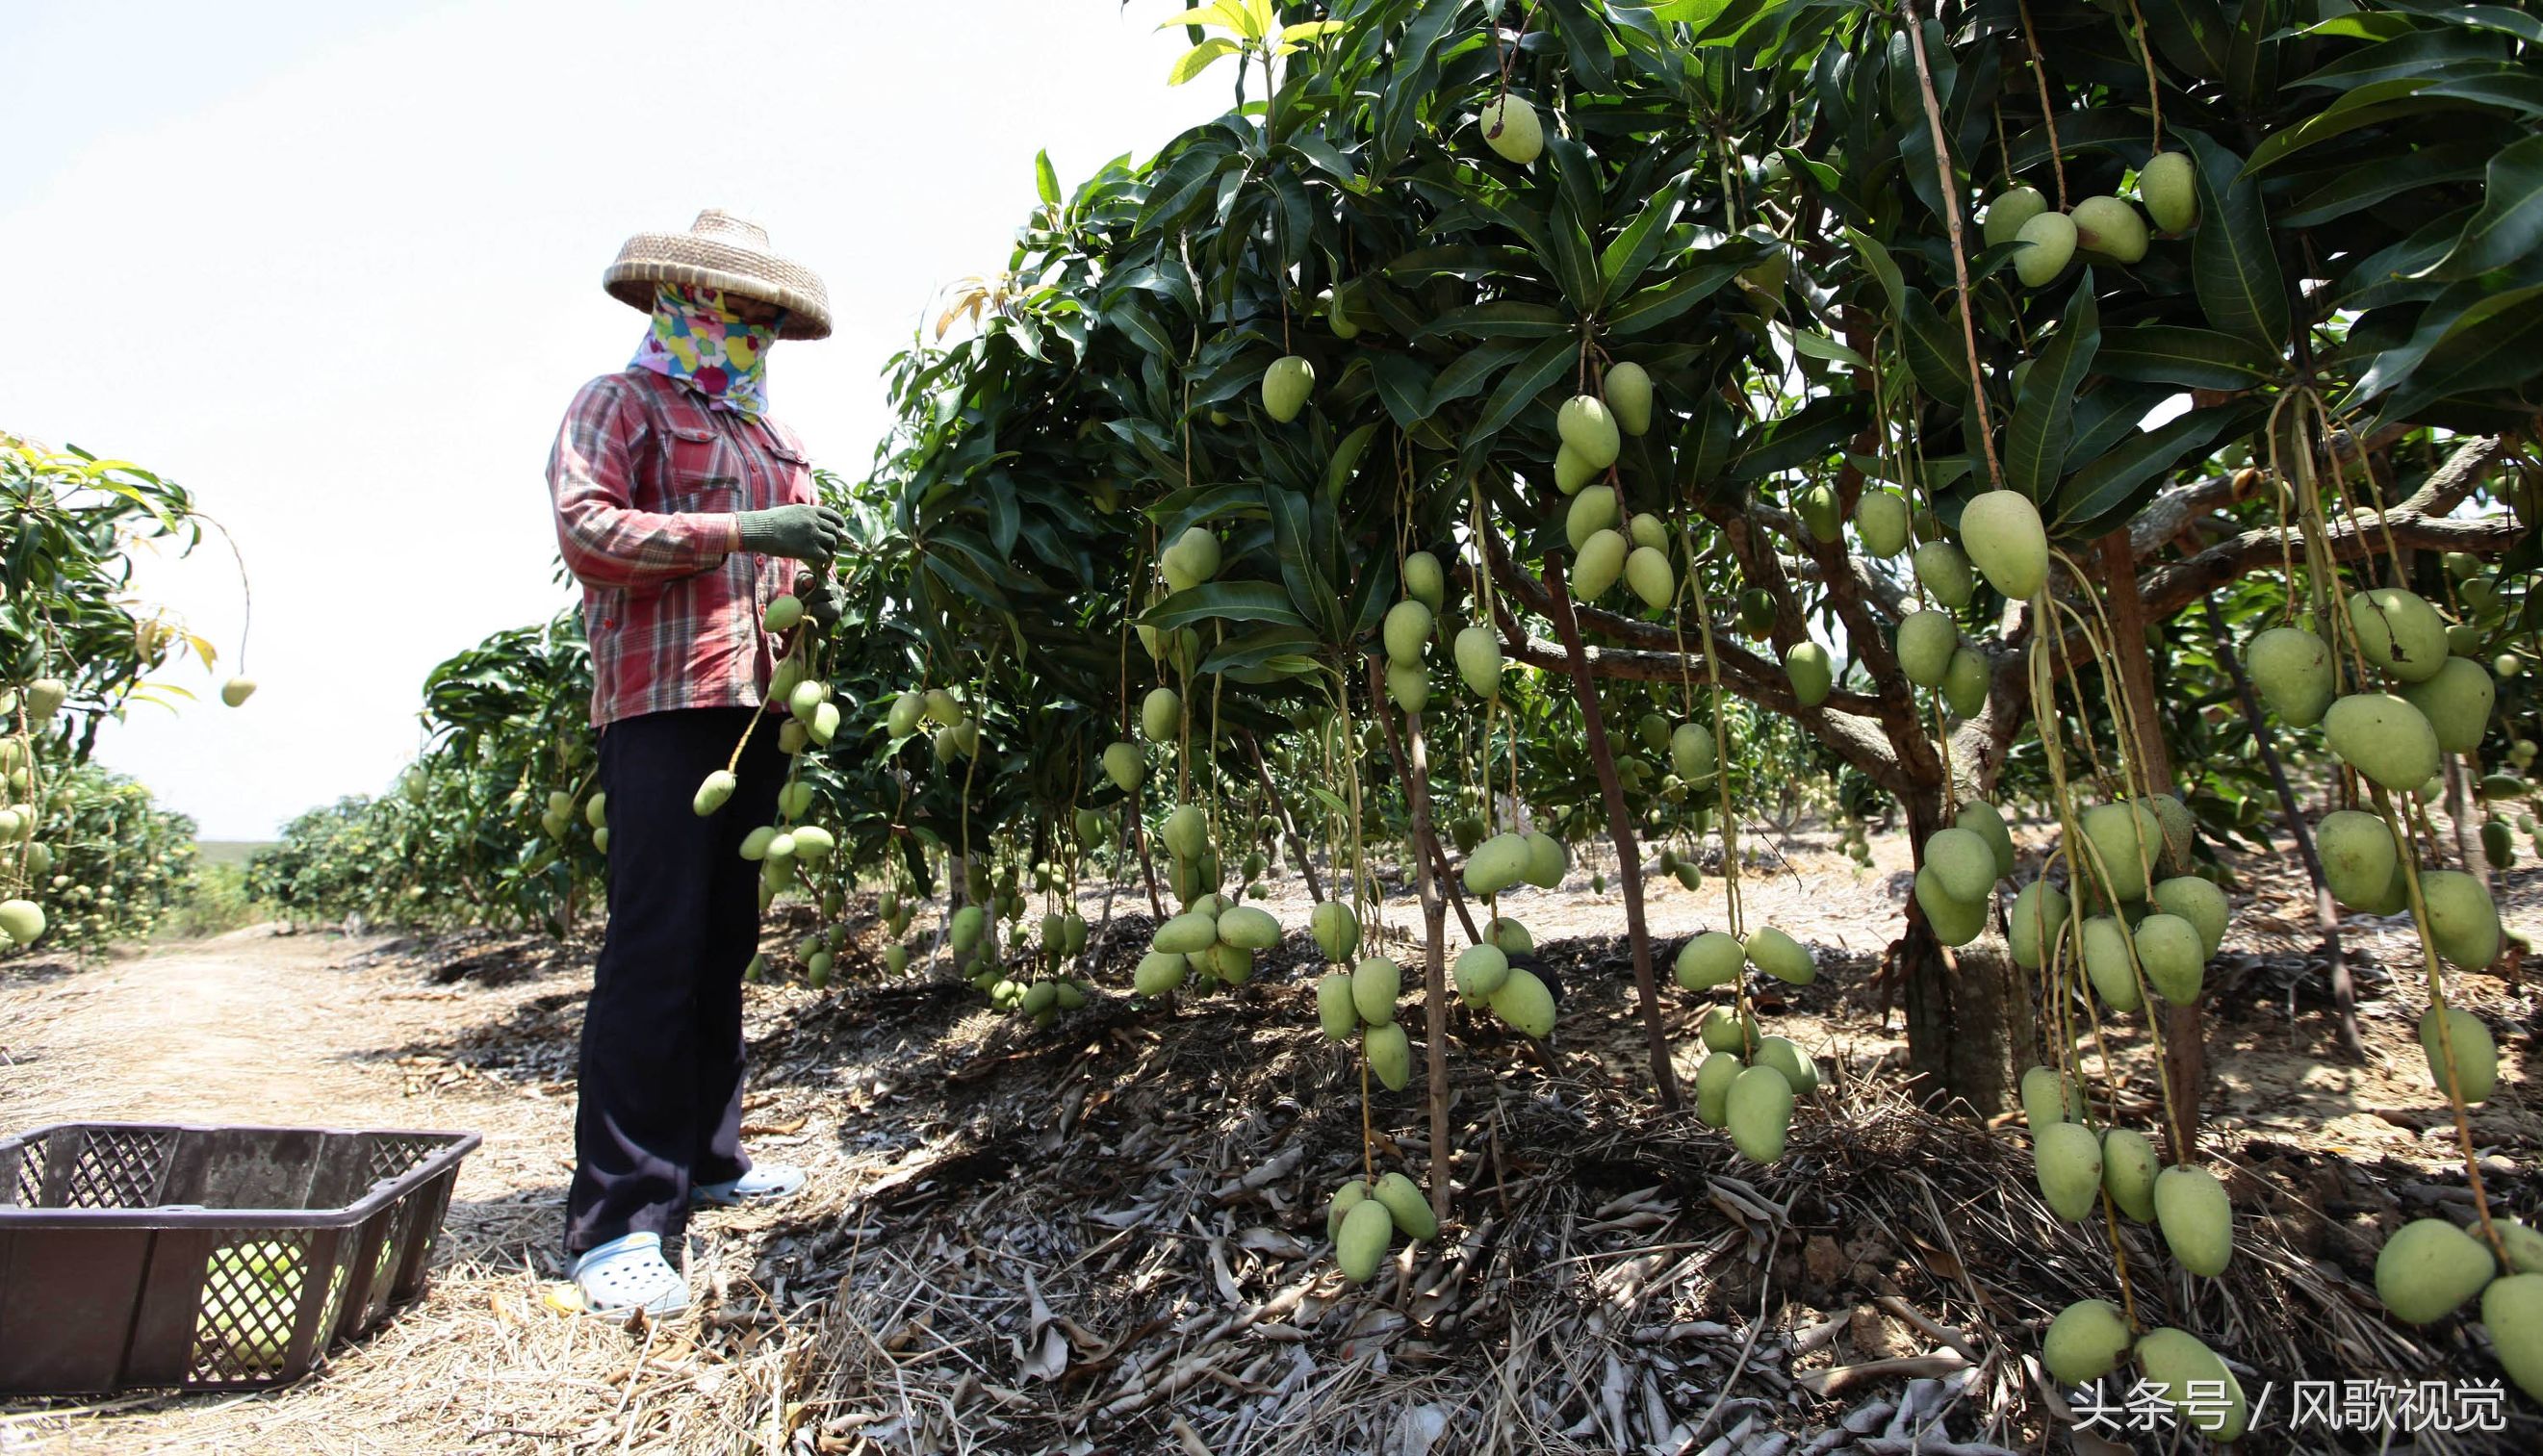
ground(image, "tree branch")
xmin=2138 ymin=438 xmax=2510 ymax=619
xmin=1467 ymin=534 xmax=1891 ymax=719
xmin=1706 ymin=498 xmax=1942 ymax=789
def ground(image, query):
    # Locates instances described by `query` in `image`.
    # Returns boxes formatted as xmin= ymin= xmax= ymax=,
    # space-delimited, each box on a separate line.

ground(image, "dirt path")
xmin=9 ymin=928 xmax=494 ymax=1124
xmin=1 ymin=923 xmax=882 ymax=1455
xmin=1 ymin=925 xmax=584 ymax=1240
xmin=0 ymin=929 xmax=592 ymax=1453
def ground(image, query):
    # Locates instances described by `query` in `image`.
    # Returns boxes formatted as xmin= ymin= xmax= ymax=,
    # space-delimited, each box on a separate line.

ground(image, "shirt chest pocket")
xmin=661 ymin=422 xmax=741 ymax=515
xmin=764 ymin=438 xmax=812 ymax=506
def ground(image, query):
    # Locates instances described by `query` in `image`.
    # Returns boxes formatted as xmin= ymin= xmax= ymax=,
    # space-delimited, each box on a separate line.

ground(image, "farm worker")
xmin=546 ymin=210 xmax=842 ymax=1316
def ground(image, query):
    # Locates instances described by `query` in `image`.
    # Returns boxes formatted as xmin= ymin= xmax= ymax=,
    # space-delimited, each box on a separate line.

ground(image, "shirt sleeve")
xmin=548 ymin=376 xmax=741 ymax=589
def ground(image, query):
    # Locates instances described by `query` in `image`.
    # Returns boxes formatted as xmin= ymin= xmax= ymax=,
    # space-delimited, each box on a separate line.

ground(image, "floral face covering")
xmin=629 ymin=284 xmax=781 ymax=417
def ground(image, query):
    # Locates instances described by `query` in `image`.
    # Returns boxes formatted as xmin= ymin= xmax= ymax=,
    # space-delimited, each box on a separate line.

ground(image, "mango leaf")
xmin=1286 ymin=134 xmax=1356 ymax=184
xmin=2425 ymin=134 xmax=2543 ymax=280
xmin=1729 ymin=396 xmax=1861 ymax=482
xmin=1643 ymin=0 xmax=1732 ymax=20
xmin=1370 ymin=354 xmax=1437 ymax=430
xmin=2374 ymin=292 xmax=2543 ymax=424
xmin=2186 ymin=132 xmax=2288 ymax=353
xmin=1543 ymin=201 xmax=1605 ymax=313
xmin=1158 ymin=2 xmax=1244 ymax=37
xmin=2418 ymin=70 xmax=2543 ymax=115
xmin=1468 ymin=335 xmax=1580 ymax=443
xmin=2138 ymin=0 xmax=2231 ymax=81
xmin=984 ymin=474 xmax=1019 ymax=558
xmin=2004 ymin=277 xmax=2099 ymax=499
xmin=2242 ymin=78 xmax=2439 ymax=173
xmin=1341 ymin=549 xmax=1398 ymax=645
xmin=1382 ymin=243 xmax=1521 ymax=280
xmin=921 ymin=533 xmax=1015 ymax=614
xmin=1785 ymin=327 xmax=1869 ymax=369
xmin=2051 ymin=405 xmax=2252 ymax=534
xmin=1600 ymin=173 xmax=1689 ymax=302
xmin=1416 ymin=301 xmax=1574 ymax=340
xmin=1142 ymin=580 xmax=1309 ymax=631
xmin=2352 ymin=281 xmax=2543 ymax=407
xmin=1605 ymin=258 xmax=1741 ymax=335
xmin=2329 ymin=204 xmax=2481 ymax=309
xmin=1280 ymin=19 xmax=1347 ymax=43
xmin=1900 ymin=288 xmax=1970 ymax=406
xmin=1104 ymin=298 xmax=1178 ymax=361
xmin=2093 ymin=324 xmax=2282 ymax=390
xmin=1682 ymin=394 xmax=1741 ymax=492
xmin=1427 ymin=341 xmax=1525 ymax=412
xmin=2290 ymin=28 xmax=2507 ymax=91
xmin=1137 ymin=142 xmax=1234 ymax=234
xmin=2277 ymin=140 xmax=2492 ymax=226
xmin=1256 ymin=482 xmax=1332 ymax=629
xmin=1843 ymin=226 xmax=1907 ymax=313
xmin=1198 ymin=625 xmax=1326 ymax=681
xmin=1034 ymin=150 xmax=1060 ymax=208
xmin=2002 ymin=109 xmax=2149 ymax=175
xmin=2225 ymin=0 xmax=2281 ymax=109
xmin=1690 ymin=0 xmax=1783 ymax=44
xmin=2382 ymin=2 xmax=2543 ymax=45
xmin=2063 ymin=383 xmax=2170 ymax=475
xmin=1169 ymin=40 xmax=1241 ymax=87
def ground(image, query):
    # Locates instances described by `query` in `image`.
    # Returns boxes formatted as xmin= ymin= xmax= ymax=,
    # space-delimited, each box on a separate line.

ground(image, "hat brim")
xmin=604 ymin=233 xmax=832 ymax=340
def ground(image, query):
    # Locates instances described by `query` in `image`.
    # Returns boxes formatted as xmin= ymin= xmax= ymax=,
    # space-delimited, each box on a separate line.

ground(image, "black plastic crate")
xmin=0 ymin=1121 xmax=479 ymax=1394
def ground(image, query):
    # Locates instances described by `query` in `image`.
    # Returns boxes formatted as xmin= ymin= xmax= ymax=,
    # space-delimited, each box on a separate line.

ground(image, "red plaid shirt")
xmin=547 ymin=369 xmax=815 ymax=728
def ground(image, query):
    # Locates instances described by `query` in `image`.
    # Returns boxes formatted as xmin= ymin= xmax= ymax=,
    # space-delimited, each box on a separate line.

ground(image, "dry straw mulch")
xmin=2 ymin=849 xmax=2534 ymax=1454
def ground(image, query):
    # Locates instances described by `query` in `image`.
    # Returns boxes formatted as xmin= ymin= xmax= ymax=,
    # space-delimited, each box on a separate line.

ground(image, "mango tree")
xmin=827 ymin=0 xmax=2541 ymax=1417
xmin=0 ymin=436 xmax=241 ymax=954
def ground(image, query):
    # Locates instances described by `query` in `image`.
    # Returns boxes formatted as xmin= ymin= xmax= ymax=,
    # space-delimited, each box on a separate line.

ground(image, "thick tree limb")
xmin=1472 ymin=534 xmax=1923 ymax=793
xmin=1241 ymin=729 xmax=1323 ymax=903
xmin=2138 ymin=438 xmax=2510 ymax=617
xmin=1466 ymin=551 xmax=1887 ymax=715
xmin=1536 ymin=546 xmax=1682 ymax=1110
xmin=1707 ymin=499 xmax=1942 ymax=790
xmin=1367 ymin=654 xmax=1482 ymax=950
xmin=2127 ymin=473 xmax=2239 ymax=560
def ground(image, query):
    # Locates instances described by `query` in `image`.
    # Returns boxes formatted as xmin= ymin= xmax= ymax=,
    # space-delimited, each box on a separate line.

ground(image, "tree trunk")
xmin=1242 ymin=730 xmax=1323 ymax=903
xmin=1400 ymin=705 xmax=1456 ymax=1227
xmin=2445 ymin=753 xmax=2480 ymax=875
xmin=1898 ymin=786 xmax=2034 ymax=1116
xmin=2101 ymin=531 xmax=2203 ymax=1163
xmin=1366 ymin=661 xmax=1482 ymax=950
xmin=1130 ymin=780 xmax=1163 ymax=918
xmin=2201 ymin=597 xmax=2365 ymax=1060
xmin=1541 ymin=554 xmax=1682 ymax=1110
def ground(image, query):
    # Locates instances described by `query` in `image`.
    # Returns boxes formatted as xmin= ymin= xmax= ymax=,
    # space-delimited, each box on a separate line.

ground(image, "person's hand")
xmin=795 ymin=569 xmax=847 ymax=629
xmin=735 ymin=504 xmax=847 ymax=562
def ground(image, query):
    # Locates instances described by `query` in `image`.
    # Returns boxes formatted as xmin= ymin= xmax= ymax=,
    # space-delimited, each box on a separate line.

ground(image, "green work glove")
xmin=795 ymin=570 xmax=847 ymax=629
xmin=735 ymin=504 xmax=848 ymax=562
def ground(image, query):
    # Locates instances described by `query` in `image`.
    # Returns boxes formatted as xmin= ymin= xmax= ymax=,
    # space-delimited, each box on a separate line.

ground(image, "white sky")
xmin=2 ymin=1 xmax=1227 ymax=841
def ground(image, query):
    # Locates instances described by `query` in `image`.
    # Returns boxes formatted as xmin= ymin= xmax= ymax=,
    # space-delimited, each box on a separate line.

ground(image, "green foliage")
xmin=12 ymin=763 xmax=202 ymax=950
xmin=833 ymin=0 xmax=2540 ymax=871
xmin=162 ymin=858 xmax=267 ymax=940
xmin=1 ymin=438 xmax=219 ymax=725
xmin=250 ymin=610 xmax=604 ymax=933
xmin=1 ymin=436 xmax=223 ymax=956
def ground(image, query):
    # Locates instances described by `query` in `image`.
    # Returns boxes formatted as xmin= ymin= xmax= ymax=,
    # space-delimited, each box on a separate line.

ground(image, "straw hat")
xmin=604 ymin=210 xmax=832 ymax=340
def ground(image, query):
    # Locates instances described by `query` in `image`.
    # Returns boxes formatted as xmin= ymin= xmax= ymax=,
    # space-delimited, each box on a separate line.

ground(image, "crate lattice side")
xmin=363 ymin=1134 xmax=443 ymax=1188
xmin=62 ymin=1128 xmax=175 ymax=1209
xmin=190 ymin=1230 xmax=316 ymax=1385
xmin=8 ymin=1138 xmax=42 ymax=1207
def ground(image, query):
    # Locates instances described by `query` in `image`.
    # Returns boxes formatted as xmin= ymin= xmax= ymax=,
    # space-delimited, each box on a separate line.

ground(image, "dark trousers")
xmin=565 ymin=706 xmax=785 ymax=1256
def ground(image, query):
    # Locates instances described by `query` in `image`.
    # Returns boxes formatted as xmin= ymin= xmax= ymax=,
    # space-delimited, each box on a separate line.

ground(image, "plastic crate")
xmin=0 ymin=1121 xmax=480 ymax=1395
